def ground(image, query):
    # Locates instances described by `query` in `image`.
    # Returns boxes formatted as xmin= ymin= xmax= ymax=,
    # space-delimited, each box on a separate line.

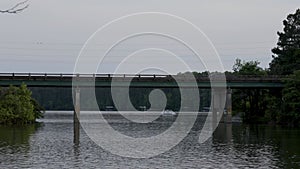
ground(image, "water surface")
xmin=0 ymin=111 xmax=299 ymax=168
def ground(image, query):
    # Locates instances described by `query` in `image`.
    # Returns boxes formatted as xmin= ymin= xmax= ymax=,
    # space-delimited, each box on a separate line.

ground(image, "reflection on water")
xmin=0 ymin=124 xmax=39 ymax=167
xmin=0 ymin=124 xmax=38 ymax=146
xmin=0 ymin=111 xmax=299 ymax=168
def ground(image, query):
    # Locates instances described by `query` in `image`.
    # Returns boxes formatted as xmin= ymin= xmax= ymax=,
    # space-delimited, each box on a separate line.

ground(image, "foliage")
xmin=264 ymin=91 xmax=282 ymax=124
xmin=281 ymin=71 xmax=300 ymax=125
xmin=233 ymin=58 xmax=266 ymax=75
xmin=269 ymin=9 xmax=300 ymax=75
xmin=31 ymin=98 xmax=44 ymax=119
xmin=230 ymin=9 xmax=300 ymax=125
xmin=231 ymin=59 xmax=269 ymax=123
xmin=0 ymin=84 xmax=44 ymax=125
xmin=267 ymin=9 xmax=300 ymax=125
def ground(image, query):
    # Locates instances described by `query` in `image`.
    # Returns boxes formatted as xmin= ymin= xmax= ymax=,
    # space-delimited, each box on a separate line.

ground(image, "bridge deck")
xmin=0 ymin=73 xmax=285 ymax=88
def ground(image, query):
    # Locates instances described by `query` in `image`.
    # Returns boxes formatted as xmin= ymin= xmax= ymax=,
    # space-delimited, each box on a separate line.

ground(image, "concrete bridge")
xmin=0 ymin=73 xmax=285 ymax=144
xmin=0 ymin=73 xmax=284 ymax=88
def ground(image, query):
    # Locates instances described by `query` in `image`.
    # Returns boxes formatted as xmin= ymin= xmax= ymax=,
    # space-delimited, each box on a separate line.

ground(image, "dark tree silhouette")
xmin=269 ymin=9 xmax=300 ymax=75
xmin=0 ymin=0 xmax=29 ymax=14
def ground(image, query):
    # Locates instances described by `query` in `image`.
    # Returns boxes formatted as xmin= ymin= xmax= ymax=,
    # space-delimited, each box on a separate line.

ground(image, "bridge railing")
xmin=0 ymin=73 xmax=170 ymax=79
xmin=0 ymin=73 xmax=286 ymax=82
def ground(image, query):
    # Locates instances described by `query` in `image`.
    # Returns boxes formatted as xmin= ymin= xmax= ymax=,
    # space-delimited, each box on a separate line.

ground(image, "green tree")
xmin=269 ymin=9 xmax=300 ymax=75
xmin=280 ymin=70 xmax=300 ymax=125
xmin=266 ymin=9 xmax=300 ymax=126
xmin=233 ymin=58 xmax=266 ymax=75
xmin=232 ymin=59 xmax=268 ymax=123
xmin=0 ymin=84 xmax=44 ymax=125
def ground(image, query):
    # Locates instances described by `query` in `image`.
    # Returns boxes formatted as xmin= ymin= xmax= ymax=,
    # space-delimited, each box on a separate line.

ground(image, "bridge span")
xmin=0 ymin=73 xmax=284 ymax=88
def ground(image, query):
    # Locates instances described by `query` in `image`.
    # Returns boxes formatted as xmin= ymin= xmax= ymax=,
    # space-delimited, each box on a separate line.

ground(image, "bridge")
xmin=0 ymin=73 xmax=284 ymax=88
xmin=0 ymin=73 xmax=285 ymax=144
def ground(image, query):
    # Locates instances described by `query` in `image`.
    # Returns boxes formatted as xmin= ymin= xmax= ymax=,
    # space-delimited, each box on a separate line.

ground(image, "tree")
xmin=269 ymin=9 xmax=300 ymax=75
xmin=0 ymin=84 xmax=43 ymax=125
xmin=280 ymin=70 xmax=300 ymax=125
xmin=266 ymin=9 xmax=300 ymax=126
xmin=0 ymin=0 xmax=29 ymax=14
xmin=232 ymin=59 xmax=268 ymax=123
xmin=233 ymin=58 xmax=266 ymax=75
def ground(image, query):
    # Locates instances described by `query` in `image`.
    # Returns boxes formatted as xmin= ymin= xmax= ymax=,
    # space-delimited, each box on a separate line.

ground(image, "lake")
xmin=0 ymin=111 xmax=300 ymax=168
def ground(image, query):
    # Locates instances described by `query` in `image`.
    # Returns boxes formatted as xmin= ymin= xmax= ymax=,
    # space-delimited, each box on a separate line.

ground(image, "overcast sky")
xmin=0 ymin=0 xmax=299 ymax=74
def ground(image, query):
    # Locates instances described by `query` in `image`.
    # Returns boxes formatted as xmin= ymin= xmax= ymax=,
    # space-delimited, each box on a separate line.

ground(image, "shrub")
xmin=0 ymin=84 xmax=44 ymax=125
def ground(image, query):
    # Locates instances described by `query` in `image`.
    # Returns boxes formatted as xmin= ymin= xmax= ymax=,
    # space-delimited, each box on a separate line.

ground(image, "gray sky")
xmin=0 ymin=0 xmax=299 ymax=74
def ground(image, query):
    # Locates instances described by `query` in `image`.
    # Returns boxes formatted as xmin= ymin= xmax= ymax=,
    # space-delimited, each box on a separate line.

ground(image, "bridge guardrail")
xmin=0 ymin=73 xmax=170 ymax=79
xmin=0 ymin=73 xmax=286 ymax=82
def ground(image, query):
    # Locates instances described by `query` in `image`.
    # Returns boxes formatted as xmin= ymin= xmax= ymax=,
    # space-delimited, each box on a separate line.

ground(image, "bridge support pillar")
xmin=74 ymin=87 xmax=80 ymax=145
xmin=226 ymin=88 xmax=232 ymax=123
xmin=211 ymin=88 xmax=226 ymax=129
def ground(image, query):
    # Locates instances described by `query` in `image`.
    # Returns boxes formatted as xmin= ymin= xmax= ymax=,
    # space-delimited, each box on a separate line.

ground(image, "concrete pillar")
xmin=211 ymin=91 xmax=218 ymax=128
xmin=226 ymin=88 xmax=232 ymax=123
xmin=211 ymin=89 xmax=225 ymax=128
xmin=74 ymin=87 xmax=80 ymax=145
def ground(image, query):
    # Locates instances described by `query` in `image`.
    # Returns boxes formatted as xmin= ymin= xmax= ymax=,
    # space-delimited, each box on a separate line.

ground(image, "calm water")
xmin=0 ymin=111 xmax=300 ymax=168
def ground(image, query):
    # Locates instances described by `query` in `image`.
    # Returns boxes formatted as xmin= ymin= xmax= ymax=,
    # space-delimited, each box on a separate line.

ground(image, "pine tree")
xmin=270 ymin=9 xmax=300 ymax=75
